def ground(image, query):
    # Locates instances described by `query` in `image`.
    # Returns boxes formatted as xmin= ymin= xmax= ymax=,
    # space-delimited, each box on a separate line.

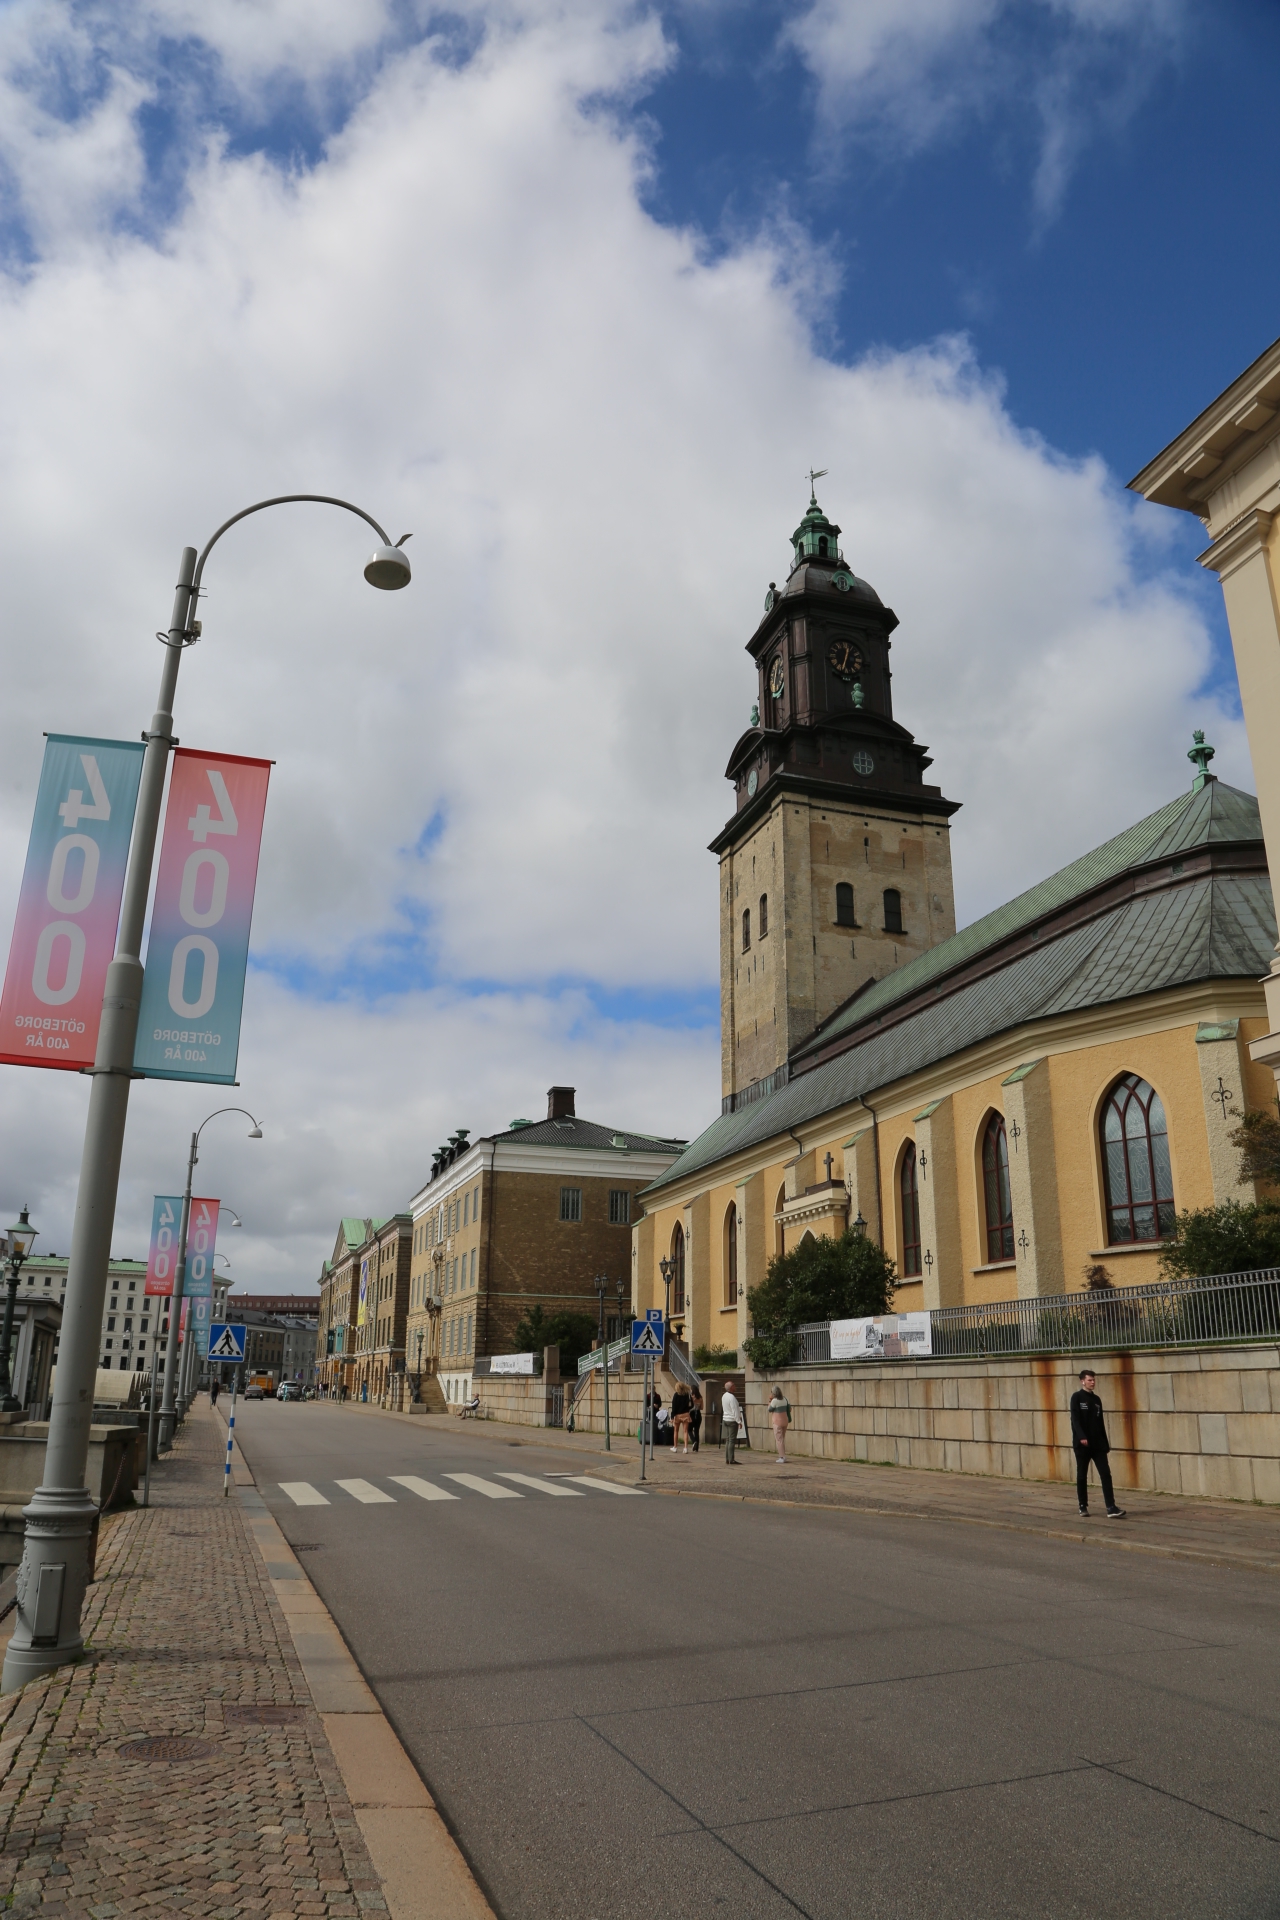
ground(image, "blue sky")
xmin=0 ymin=0 xmax=1275 ymax=1279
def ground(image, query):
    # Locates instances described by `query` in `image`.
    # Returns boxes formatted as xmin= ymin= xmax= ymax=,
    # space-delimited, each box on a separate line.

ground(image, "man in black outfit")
xmin=1070 ymin=1368 xmax=1125 ymax=1517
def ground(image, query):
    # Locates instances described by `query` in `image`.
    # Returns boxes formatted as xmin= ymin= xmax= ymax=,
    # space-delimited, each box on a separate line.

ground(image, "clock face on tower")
xmin=768 ymin=657 xmax=785 ymax=699
xmin=828 ymin=637 xmax=864 ymax=683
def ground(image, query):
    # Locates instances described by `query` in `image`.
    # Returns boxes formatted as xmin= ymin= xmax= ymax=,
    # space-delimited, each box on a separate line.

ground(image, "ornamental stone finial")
xmin=1188 ymin=728 xmax=1216 ymax=790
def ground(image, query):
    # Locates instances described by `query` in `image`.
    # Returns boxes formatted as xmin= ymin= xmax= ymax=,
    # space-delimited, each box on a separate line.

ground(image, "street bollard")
xmin=142 ymin=1352 xmax=159 ymax=1508
xmin=223 ymin=1377 xmax=237 ymax=1497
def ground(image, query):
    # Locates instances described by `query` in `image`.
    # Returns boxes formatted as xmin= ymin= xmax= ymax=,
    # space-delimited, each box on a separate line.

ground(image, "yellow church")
xmin=632 ymin=489 xmax=1278 ymax=1351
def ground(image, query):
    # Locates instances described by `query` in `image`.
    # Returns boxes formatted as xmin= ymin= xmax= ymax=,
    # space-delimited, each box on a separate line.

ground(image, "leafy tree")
xmin=744 ymin=1229 xmax=896 ymax=1368
xmin=511 ymin=1304 xmax=599 ymax=1371
xmin=1158 ymin=1200 xmax=1280 ymax=1280
xmin=1230 ymin=1106 xmax=1280 ymax=1188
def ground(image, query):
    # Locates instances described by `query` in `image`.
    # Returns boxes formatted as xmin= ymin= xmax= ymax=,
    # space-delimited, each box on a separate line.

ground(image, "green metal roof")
xmin=798 ymin=778 xmax=1262 ymax=1058
xmin=645 ymin=780 xmax=1272 ymax=1198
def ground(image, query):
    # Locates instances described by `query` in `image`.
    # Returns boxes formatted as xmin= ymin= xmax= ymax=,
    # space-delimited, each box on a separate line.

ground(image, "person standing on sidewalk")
xmin=671 ymin=1385 xmax=692 ymax=1453
xmin=1070 ymin=1369 xmax=1126 ymax=1517
xmin=209 ymin=1377 xmax=220 ymax=1408
xmin=689 ymin=1384 xmax=704 ymax=1453
xmin=721 ymin=1382 xmax=742 ymax=1465
xmin=767 ymin=1387 xmax=791 ymax=1462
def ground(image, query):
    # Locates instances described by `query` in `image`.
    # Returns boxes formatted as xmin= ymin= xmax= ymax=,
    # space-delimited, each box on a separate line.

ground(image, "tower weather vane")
xmin=807 ymin=467 xmax=828 ymax=501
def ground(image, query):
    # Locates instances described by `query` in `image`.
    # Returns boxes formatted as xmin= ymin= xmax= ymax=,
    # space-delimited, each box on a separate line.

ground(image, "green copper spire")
xmin=790 ymin=474 xmax=845 ymax=570
xmin=1188 ymin=728 xmax=1216 ymax=790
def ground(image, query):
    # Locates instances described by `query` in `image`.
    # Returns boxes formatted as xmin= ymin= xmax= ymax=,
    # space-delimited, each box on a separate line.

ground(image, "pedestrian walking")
xmin=1070 ymin=1368 xmax=1126 ymax=1517
xmin=767 ymin=1386 xmax=791 ymax=1462
xmin=721 ymin=1381 xmax=742 ymax=1465
xmin=671 ymin=1385 xmax=692 ymax=1453
xmin=689 ymin=1384 xmax=704 ymax=1453
xmin=209 ymin=1377 xmax=220 ymax=1408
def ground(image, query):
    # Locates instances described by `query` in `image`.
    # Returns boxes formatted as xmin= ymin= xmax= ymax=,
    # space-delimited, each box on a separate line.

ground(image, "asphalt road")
xmin=231 ymin=1399 xmax=1280 ymax=1920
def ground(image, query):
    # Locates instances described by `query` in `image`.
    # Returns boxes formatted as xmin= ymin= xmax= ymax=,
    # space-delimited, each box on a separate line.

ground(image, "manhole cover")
xmin=225 ymin=1705 xmax=305 ymax=1727
xmin=118 ymin=1736 xmax=218 ymax=1762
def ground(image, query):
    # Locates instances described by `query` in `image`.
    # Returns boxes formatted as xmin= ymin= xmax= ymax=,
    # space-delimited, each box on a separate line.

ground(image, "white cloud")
xmin=780 ymin=0 xmax=1188 ymax=222
xmin=0 ymin=0 xmax=1242 ymax=1287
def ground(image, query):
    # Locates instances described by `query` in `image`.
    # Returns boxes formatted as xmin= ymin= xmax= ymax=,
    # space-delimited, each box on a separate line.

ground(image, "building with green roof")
xmin=631 ymin=494 xmax=1276 ymax=1353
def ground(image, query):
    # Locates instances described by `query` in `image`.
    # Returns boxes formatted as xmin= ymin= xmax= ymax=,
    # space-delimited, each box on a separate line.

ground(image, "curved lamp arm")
xmin=193 ymin=495 xmax=394 ymax=591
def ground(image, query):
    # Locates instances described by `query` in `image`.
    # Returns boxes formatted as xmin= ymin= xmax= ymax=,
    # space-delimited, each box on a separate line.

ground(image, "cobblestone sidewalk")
xmin=0 ymin=1409 xmax=388 ymax=1917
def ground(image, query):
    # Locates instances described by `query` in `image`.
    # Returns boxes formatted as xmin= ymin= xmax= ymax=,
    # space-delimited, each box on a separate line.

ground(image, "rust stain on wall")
xmin=1110 ymin=1351 xmax=1138 ymax=1484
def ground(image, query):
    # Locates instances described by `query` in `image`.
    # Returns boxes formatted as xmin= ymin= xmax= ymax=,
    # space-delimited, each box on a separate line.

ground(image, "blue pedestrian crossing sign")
xmin=631 ymin=1312 xmax=664 ymax=1355
xmin=207 ymin=1323 xmax=247 ymax=1362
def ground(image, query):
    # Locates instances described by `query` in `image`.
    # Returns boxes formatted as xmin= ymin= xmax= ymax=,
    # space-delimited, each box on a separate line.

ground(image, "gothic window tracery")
xmin=900 ymin=1146 xmax=921 ymax=1277
xmin=982 ymin=1114 xmax=1014 ymax=1262
xmin=1101 ymin=1075 xmax=1174 ymax=1243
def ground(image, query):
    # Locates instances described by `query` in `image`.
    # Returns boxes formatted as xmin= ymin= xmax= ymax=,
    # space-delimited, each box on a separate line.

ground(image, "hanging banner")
xmin=191 ymin=1293 xmax=213 ymax=1359
xmin=182 ymin=1196 xmax=220 ymax=1301
xmin=145 ymin=1195 xmax=183 ymax=1296
xmin=830 ymin=1312 xmax=933 ymax=1360
xmin=0 ymin=735 xmax=145 ymax=1071
xmin=358 ymin=1255 xmax=370 ymax=1328
xmin=133 ymin=750 xmax=271 ymax=1084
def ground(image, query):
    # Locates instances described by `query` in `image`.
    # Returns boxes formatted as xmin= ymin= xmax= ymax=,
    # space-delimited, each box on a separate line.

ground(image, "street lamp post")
xmin=159 ymin=1107 xmax=262 ymax=1451
xmin=0 ymin=1210 xmax=39 ymax=1413
xmin=415 ymin=1329 xmax=424 ymax=1402
xmin=593 ymin=1274 xmax=611 ymax=1451
xmin=3 ymin=495 xmax=409 ymax=1694
xmin=659 ymin=1255 xmax=673 ymax=1329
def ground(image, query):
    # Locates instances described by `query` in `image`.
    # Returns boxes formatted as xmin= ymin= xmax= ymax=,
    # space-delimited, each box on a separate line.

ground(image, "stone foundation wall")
xmin=749 ymin=1345 xmax=1280 ymax=1502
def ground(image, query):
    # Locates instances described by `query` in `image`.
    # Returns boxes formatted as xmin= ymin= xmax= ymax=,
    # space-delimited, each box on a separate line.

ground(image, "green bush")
xmin=692 ymin=1345 xmax=738 ymax=1370
xmin=510 ymin=1305 xmax=599 ymax=1372
xmin=1158 ymin=1200 xmax=1280 ymax=1281
xmin=744 ymin=1229 xmax=897 ymax=1369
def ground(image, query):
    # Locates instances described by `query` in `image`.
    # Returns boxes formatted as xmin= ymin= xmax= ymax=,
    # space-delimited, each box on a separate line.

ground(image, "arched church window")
xmin=883 ymin=888 xmax=903 ymax=934
xmin=759 ymin=893 xmax=768 ymax=937
xmin=900 ymin=1146 xmax=921 ymax=1277
xmin=1101 ymin=1075 xmax=1175 ymax=1243
xmin=671 ymin=1223 xmax=686 ymax=1315
xmin=725 ymin=1202 xmax=737 ymax=1306
xmin=982 ymin=1114 xmax=1014 ymax=1262
xmin=835 ymin=882 xmax=856 ymax=927
xmin=818 ymin=536 xmax=828 ymax=556
xmin=742 ymin=909 xmax=751 ymax=952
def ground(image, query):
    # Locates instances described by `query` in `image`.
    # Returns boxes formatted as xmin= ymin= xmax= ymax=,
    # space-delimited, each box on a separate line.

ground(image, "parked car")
xmin=277 ymin=1381 xmax=302 ymax=1402
xmin=243 ymin=1382 xmax=265 ymax=1400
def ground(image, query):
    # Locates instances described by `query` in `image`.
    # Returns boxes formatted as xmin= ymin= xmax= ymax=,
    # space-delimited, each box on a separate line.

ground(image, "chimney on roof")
xmin=547 ymin=1086 xmax=576 ymax=1120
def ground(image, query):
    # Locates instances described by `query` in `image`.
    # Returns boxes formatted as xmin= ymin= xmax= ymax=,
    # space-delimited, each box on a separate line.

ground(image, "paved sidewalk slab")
xmin=0 ymin=1403 xmax=493 ymax=1919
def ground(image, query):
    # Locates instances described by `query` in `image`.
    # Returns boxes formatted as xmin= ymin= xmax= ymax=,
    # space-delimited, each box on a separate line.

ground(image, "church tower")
xmin=712 ymin=487 xmax=961 ymax=1109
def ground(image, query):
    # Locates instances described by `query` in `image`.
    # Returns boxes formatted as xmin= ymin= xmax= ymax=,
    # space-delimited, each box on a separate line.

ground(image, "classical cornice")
xmin=1128 ymin=333 xmax=1280 ymax=516
xmin=1197 ymin=507 xmax=1276 ymax=583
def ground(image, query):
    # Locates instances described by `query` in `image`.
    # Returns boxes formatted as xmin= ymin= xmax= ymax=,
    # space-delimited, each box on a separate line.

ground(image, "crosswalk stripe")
xmin=444 ymin=1472 xmax=522 ymax=1499
xmin=565 ymin=1475 xmax=646 ymax=1495
xmin=279 ymin=1482 xmax=330 ymax=1506
xmin=390 ymin=1475 xmax=459 ymax=1502
xmin=335 ymin=1478 xmax=396 ymax=1504
xmin=497 ymin=1472 xmax=584 ymax=1497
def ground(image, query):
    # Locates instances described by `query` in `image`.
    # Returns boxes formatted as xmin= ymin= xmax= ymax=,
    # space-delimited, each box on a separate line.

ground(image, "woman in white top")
xmin=767 ymin=1387 xmax=791 ymax=1462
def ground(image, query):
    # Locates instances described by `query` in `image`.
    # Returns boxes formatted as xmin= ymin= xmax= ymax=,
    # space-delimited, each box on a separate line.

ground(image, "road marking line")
xmin=496 ymin=1472 xmax=584 ymax=1497
xmin=390 ymin=1475 xmax=459 ymax=1502
xmin=335 ymin=1478 xmax=397 ymax=1504
xmin=444 ymin=1473 xmax=522 ymax=1499
xmin=279 ymin=1481 xmax=330 ymax=1506
xmin=565 ymin=1476 xmax=646 ymax=1495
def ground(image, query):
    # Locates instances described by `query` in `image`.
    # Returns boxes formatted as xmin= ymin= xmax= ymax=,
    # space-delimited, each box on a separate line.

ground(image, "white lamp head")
xmin=364 ymin=537 xmax=412 ymax=591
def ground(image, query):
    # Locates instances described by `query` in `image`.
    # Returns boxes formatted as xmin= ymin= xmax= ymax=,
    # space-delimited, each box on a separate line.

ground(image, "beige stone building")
xmin=632 ymin=490 xmax=1277 ymax=1350
xmin=316 ymin=1219 xmax=371 ymax=1396
xmin=408 ymin=1088 xmax=684 ymax=1404
xmin=1129 ymin=331 xmax=1280 ymax=1093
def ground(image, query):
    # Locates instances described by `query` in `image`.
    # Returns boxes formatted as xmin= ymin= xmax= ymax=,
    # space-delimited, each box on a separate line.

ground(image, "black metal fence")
xmin=794 ymin=1268 xmax=1280 ymax=1365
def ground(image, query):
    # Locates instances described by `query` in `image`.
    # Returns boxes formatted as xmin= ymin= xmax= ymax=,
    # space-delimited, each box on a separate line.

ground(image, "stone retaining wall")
xmin=749 ymin=1344 xmax=1280 ymax=1502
